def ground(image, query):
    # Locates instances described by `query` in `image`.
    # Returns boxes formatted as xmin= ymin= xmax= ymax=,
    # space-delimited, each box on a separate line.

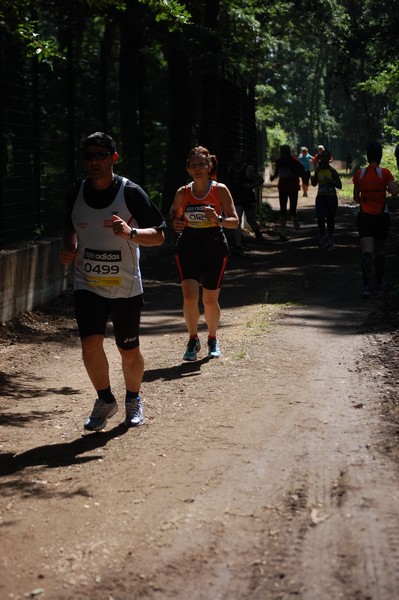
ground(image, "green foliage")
xmin=210 ymin=1 xmax=276 ymax=80
xmin=356 ymin=63 xmax=399 ymax=141
xmin=251 ymin=0 xmax=399 ymax=156
xmin=0 ymin=0 xmax=191 ymax=64
xmin=33 ymin=224 xmax=44 ymax=240
xmin=85 ymin=0 xmax=126 ymax=8
xmin=2 ymin=0 xmax=399 ymax=197
xmin=1 ymin=2 xmax=65 ymax=63
xmin=266 ymin=126 xmax=296 ymax=162
xmin=255 ymin=84 xmax=281 ymax=129
xmin=3 ymin=0 xmax=398 ymax=157
xmin=18 ymin=23 xmax=64 ymax=63
xmin=139 ymin=0 xmax=191 ymax=29
xmin=358 ymin=63 xmax=399 ymax=96
xmin=339 ymin=175 xmax=354 ymax=201
xmin=381 ymin=145 xmax=399 ymax=175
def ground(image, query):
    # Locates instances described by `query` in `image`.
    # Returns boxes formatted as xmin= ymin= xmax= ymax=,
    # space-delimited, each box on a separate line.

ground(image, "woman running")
xmin=170 ymin=146 xmax=239 ymax=361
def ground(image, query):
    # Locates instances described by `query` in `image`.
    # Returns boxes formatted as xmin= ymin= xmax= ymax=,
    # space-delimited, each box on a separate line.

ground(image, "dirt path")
xmin=1 ymin=184 xmax=399 ymax=600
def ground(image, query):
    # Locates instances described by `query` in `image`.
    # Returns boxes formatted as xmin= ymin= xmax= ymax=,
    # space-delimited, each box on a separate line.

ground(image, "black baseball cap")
xmin=82 ymin=132 xmax=116 ymax=153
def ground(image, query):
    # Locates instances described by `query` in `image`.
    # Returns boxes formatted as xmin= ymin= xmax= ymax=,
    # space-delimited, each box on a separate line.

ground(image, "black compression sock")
xmin=97 ymin=387 xmax=115 ymax=403
xmin=375 ymin=255 xmax=385 ymax=284
xmin=361 ymin=252 xmax=373 ymax=286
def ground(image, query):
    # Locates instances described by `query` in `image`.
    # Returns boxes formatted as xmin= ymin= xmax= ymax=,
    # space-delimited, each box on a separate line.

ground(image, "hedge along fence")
xmin=1 ymin=24 xmax=261 ymax=251
xmin=0 ymin=33 xmax=69 ymax=250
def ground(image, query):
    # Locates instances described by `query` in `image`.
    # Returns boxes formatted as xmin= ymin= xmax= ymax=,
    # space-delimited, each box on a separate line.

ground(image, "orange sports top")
xmin=181 ymin=181 xmax=222 ymax=228
xmin=353 ymin=165 xmax=394 ymax=214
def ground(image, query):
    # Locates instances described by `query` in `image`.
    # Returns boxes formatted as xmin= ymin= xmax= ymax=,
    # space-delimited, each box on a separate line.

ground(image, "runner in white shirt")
xmin=61 ymin=132 xmax=166 ymax=431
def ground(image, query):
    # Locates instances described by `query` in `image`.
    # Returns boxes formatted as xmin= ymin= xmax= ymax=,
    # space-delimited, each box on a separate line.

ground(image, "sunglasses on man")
xmin=83 ymin=151 xmax=113 ymax=161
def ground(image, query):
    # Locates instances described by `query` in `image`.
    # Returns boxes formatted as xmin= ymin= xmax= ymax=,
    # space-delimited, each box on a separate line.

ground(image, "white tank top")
xmin=72 ymin=177 xmax=142 ymax=298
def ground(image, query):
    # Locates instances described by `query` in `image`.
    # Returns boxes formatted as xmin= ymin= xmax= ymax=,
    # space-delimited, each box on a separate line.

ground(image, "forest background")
xmin=0 ymin=0 xmax=398 ymax=248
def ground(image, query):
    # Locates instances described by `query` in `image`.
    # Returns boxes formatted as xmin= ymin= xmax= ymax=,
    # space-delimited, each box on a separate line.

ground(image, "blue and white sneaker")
xmin=125 ymin=397 xmax=144 ymax=427
xmin=84 ymin=398 xmax=118 ymax=431
xmin=183 ymin=338 xmax=201 ymax=361
xmin=207 ymin=338 xmax=221 ymax=358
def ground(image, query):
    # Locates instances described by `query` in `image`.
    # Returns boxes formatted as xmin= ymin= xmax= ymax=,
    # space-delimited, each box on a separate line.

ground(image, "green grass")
xmin=231 ymin=348 xmax=250 ymax=360
xmin=339 ymin=173 xmax=355 ymax=202
xmin=224 ymin=283 xmax=298 ymax=356
xmin=231 ymin=299 xmax=297 ymax=360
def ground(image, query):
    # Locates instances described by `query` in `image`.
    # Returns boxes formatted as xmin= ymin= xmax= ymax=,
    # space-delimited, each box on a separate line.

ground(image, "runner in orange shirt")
xmin=170 ymin=146 xmax=239 ymax=361
xmin=353 ymin=142 xmax=398 ymax=298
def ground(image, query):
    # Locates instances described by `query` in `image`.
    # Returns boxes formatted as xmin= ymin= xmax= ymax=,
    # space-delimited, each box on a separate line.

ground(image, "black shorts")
xmin=302 ymin=170 xmax=310 ymax=185
xmin=73 ymin=290 xmax=143 ymax=349
xmin=315 ymin=194 xmax=338 ymax=219
xmin=175 ymin=228 xmax=229 ymax=290
xmin=357 ymin=211 xmax=390 ymax=241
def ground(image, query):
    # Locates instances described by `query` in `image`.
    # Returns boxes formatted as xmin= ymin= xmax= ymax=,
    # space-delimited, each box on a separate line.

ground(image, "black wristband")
xmin=130 ymin=227 xmax=137 ymax=239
